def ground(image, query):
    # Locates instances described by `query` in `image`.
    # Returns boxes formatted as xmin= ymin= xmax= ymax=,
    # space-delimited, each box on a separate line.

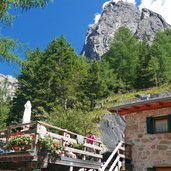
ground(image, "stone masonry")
xmin=125 ymin=107 xmax=171 ymax=171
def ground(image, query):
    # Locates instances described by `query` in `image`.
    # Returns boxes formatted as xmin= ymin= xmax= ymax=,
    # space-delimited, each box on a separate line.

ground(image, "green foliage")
xmin=149 ymin=29 xmax=171 ymax=86
xmin=103 ymin=27 xmax=171 ymax=90
xmin=97 ymin=85 xmax=171 ymax=108
xmin=0 ymin=37 xmax=22 ymax=63
xmin=80 ymin=60 xmax=110 ymax=110
xmin=147 ymin=56 xmax=160 ymax=87
xmin=5 ymin=134 xmax=32 ymax=149
xmin=72 ymin=143 xmax=83 ymax=150
xmin=134 ymin=41 xmax=152 ymax=89
xmin=47 ymin=106 xmax=98 ymax=135
xmin=102 ymin=27 xmax=140 ymax=91
xmin=39 ymin=135 xmax=64 ymax=154
xmin=0 ymin=79 xmax=11 ymax=129
xmin=8 ymin=37 xmax=91 ymax=124
xmin=0 ymin=103 xmax=9 ymax=128
xmin=0 ymin=0 xmax=52 ymax=25
xmin=8 ymin=28 xmax=171 ymax=135
xmin=0 ymin=0 xmax=51 ymax=63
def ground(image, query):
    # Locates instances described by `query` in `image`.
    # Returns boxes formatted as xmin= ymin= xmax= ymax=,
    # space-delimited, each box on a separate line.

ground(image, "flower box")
xmin=5 ymin=133 xmax=32 ymax=152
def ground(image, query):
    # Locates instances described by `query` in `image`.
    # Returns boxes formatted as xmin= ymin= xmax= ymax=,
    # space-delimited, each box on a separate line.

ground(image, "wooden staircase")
xmin=98 ymin=141 xmax=126 ymax=171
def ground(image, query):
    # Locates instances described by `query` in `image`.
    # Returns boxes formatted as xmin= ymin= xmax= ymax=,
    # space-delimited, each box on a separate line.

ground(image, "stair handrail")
xmin=108 ymin=154 xmax=125 ymax=171
xmin=99 ymin=141 xmax=125 ymax=171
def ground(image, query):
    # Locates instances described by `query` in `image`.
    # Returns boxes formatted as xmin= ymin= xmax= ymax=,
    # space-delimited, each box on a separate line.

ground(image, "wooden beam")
xmin=83 ymin=143 xmax=102 ymax=151
xmin=65 ymin=147 xmax=103 ymax=159
xmin=119 ymin=100 xmax=171 ymax=115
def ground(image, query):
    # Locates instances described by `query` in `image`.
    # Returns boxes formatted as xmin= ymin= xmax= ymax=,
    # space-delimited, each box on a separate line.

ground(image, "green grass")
xmin=92 ymin=85 xmax=171 ymax=120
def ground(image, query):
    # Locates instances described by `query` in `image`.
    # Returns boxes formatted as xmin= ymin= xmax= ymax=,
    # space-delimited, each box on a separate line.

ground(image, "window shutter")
xmin=146 ymin=116 xmax=154 ymax=134
xmin=147 ymin=168 xmax=155 ymax=171
xmin=168 ymin=114 xmax=171 ymax=132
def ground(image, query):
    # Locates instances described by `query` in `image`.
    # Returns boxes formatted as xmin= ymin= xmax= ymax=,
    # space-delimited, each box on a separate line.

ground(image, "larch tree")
xmin=149 ymin=29 xmax=171 ymax=86
xmin=0 ymin=0 xmax=52 ymax=63
xmin=102 ymin=27 xmax=140 ymax=91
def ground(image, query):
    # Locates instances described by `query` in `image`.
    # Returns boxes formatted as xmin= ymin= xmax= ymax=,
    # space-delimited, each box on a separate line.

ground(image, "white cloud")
xmin=94 ymin=13 xmax=101 ymax=24
xmin=94 ymin=0 xmax=171 ymax=26
xmin=94 ymin=0 xmax=137 ymax=25
xmin=102 ymin=0 xmax=136 ymax=9
xmin=112 ymin=0 xmax=136 ymax=5
xmin=139 ymin=0 xmax=171 ymax=25
xmin=102 ymin=1 xmax=111 ymax=9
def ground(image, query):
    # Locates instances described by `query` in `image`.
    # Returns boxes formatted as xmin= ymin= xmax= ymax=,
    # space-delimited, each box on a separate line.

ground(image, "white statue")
xmin=22 ymin=100 xmax=32 ymax=130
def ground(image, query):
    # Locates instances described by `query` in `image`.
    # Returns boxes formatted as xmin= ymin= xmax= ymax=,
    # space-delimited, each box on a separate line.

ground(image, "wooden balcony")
xmin=0 ymin=121 xmax=103 ymax=171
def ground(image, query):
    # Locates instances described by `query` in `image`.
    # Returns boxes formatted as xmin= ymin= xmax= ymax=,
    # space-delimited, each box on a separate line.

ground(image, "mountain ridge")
xmin=0 ymin=73 xmax=18 ymax=101
xmin=81 ymin=1 xmax=171 ymax=60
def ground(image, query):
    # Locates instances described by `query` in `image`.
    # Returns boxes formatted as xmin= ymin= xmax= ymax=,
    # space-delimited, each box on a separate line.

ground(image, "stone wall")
xmin=125 ymin=107 xmax=171 ymax=171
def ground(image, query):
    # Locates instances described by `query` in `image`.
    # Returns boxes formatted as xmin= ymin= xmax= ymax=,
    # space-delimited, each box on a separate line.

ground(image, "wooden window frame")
xmin=147 ymin=114 xmax=171 ymax=134
xmin=153 ymin=115 xmax=169 ymax=134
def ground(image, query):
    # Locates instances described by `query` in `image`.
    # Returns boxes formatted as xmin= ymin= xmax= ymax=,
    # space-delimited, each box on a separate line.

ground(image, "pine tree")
xmin=102 ymin=27 xmax=140 ymax=91
xmin=134 ymin=40 xmax=152 ymax=89
xmin=8 ymin=36 xmax=82 ymax=123
xmin=149 ymin=29 xmax=171 ymax=86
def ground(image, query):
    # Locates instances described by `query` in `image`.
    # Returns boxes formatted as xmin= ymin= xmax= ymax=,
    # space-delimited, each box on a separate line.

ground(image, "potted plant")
xmin=39 ymin=135 xmax=54 ymax=151
xmin=51 ymin=139 xmax=64 ymax=157
xmin=5 ymin=134 xmax=32 ymax=152
xmin=38 ymin=135 xmax=64 ymax=157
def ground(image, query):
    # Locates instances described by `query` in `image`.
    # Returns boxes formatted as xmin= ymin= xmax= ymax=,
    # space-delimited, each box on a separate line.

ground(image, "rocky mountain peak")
xmin=81 ymin=1 xmax=171 ymax=60
xmin=0 ymin=74 xmax=18 ymax=101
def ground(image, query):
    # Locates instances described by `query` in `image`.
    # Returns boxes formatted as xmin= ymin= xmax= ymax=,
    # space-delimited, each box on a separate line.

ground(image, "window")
xmin=154 ymin=116 xmax=168 ymax=133
xmin=146 ymin=114 xmax=171 ymax=134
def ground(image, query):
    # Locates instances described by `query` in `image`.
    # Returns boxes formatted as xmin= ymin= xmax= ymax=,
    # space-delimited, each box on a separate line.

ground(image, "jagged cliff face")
xmin=81 ymin=1 xmax=171 ymax=60
xmin=0 ymin=74 xmax=18 ymax=101
xmin=100 ymin=113 xmax=125 ymax=151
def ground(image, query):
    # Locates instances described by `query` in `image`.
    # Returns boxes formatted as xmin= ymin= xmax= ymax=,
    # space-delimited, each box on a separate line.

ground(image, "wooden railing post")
xmin=32 ymin=122 xmax=39 ymax=161
xmin=82 ymin=138 xmax=86 ymax=160
xmin=6 ymin=126 xmax=11 ymax=141
xmin=100 ymin=141 xmax=125 ymax=171
xmin=117 ymin=150 xmax=120 ymax=171
xmin=69 ymin=166 xmax=73 ymax=171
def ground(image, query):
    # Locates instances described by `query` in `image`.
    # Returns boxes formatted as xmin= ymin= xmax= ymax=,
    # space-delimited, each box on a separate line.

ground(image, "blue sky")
xmin=1 ymin=0 xmax=108 ymax=77
xmin=1 ymin=0 xmax=169 ymax=77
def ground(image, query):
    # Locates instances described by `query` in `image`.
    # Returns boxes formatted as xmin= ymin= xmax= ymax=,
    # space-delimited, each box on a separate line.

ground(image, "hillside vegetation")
xmin=1 ymin=27 xmax=171 ymax=135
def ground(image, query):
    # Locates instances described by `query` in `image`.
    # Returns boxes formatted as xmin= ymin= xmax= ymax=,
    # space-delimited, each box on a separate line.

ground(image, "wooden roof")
xmin=108 ymin=96 xmax=171 ymax=115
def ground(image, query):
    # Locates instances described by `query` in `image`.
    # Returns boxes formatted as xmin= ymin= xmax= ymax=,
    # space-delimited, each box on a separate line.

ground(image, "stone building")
xmin=108 ymin=95 xmax=171 ymax=171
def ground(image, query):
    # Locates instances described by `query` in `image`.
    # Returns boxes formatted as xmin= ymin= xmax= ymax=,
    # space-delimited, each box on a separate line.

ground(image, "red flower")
xmin=21 ymin=140 xmax=25 ymax=145
xmin=32 ymin=134 xmax=36 ymax=139
xmin=12 ymin=132 xmax=23 ymax=136
xmin=53 ymin=144 xmax=57 ymax=148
